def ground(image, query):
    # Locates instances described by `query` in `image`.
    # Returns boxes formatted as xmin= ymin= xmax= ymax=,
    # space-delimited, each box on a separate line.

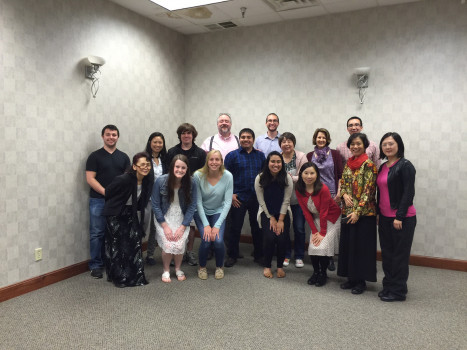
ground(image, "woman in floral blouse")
xmin=337 ymin=133 xmax=378 ymax=295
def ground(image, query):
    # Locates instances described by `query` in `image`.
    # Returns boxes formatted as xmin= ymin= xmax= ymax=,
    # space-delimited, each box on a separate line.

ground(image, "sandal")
xmin=263 ymin=268 xmax=273 ymax=279
xmin=276 ymin=268 xmax=286 ymax=278
xmin=175 ymin=270 xmax=186 ymax=281
xmin=161 ymin=271 xmax=171 ymax=283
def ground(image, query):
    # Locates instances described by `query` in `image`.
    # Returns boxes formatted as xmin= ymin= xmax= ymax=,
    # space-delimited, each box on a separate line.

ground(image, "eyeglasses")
xmin=136 ymin=163 xmax=151 ymax=169
xmin=347 ymin=123 xmax=361 ymax=128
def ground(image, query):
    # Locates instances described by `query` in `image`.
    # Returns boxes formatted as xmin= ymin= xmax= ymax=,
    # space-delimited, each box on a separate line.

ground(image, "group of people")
xmin=85 ymin=113 xmax=417 ymax=302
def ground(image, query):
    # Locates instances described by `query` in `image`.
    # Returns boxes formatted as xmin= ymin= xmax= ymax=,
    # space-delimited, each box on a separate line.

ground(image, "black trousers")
xmin=379 ymin=215 xmax=416 ymax=297
xmin=261 ymin=213 xmax=290 ymax=268
xmin=227 ymin=195 xmax=262 ymax=260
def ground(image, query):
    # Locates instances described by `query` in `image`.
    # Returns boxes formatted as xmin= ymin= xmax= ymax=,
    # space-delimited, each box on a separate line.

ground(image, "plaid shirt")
xmin=224 ymin=148 xmax=265 ymax=203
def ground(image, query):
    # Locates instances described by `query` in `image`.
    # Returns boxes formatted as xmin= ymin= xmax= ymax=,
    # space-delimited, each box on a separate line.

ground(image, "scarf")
xmin=314 ymin=146 xmax=330 ymax=164
xmin=347 ymin=153 xmax=368 ymax=171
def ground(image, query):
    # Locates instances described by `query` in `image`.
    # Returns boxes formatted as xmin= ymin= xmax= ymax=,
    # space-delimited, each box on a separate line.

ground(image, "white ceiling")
xmin=109 ymin=0 xmax=423 ymax=35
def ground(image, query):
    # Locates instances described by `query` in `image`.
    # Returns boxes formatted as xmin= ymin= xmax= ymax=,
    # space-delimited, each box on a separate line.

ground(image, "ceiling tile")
xmin=235 ymin=12 xmax=283 ymax=27
xmin=322 ymin=0 xmax=379 ymax=13
xmin=278 ymin=5 xmax=328 ymax=20
xmin=213 ymin=0 xmax=276 ymax=18
xmin=175 ymin=25 xmax=210 ymax=34
xmin=377 ymin=0 xmax=421 ymax=5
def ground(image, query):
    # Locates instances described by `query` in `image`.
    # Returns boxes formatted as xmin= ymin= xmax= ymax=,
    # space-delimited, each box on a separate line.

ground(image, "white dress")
xmin=307 ymin=197 xmax=341 ymax=256
xmin=155 ymin=191 xmax=190 ymax=254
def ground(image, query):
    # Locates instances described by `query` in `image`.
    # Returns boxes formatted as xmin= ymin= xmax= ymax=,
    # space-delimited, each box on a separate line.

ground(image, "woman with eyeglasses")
xmin=102 ymin=152 xmax=153 ymax=288
xmin=143 ymin=132 xmax=167 ymax=266
xmin=376 ymin=132 xmax=416 ymax=302
xmin=152 ymin=154 xmax=197 ymax=283
xmin=255 ymin=151 xmax=293 ymax=278
xmin=337 ymin=133 xmax=378 ymax=295
xmin=306 ymin=128 xmax=343 ymax=271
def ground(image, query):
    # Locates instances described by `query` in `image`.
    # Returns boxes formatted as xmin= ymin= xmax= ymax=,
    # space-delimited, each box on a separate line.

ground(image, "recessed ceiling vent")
xmin=205 ymin=21 xmax=238 ymax=31
xmin=263 ymin=0 xmax=320 ymax=12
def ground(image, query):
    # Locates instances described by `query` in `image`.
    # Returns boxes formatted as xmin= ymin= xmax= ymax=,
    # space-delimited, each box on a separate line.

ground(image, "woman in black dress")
xmin=103 ymin=152 xmax=153 ymax=288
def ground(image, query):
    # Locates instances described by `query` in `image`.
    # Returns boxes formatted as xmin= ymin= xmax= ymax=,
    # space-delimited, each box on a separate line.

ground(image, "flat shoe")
xmin=161 ymin=271 xmax=171 ymax=283
xmin=378 ymin=289 xmax=389 ymax=298
xmin=351 ymin=284 xmax=366 ymax=295
xmin=340 ymin=281 xmax=356 ymax=289
xmin=276 ymin=269 xmax=286 ymax=278
xmin=380 ymin=292 xmax=406 ymax=302
xmin=175 ymin=270 xmax=186 ymax=281
xmin=307 ymin=273 xmax=319 ymax=285
xmin=263 ymin=268 xmax=273 ymax=279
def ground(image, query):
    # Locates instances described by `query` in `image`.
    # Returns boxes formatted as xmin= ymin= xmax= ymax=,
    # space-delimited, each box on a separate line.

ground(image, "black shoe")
xmin=90 ymin=268 xmax=103 ymax=279
xmin=315 ymin=273 xmax=327 ymax=287
xmin=224 ymin=257 xmax=237 ymax=268
xmin=380 ymin=292 xmax=406 ymax=302
xmin=145 ymin=256 xmax=156 ymax=266
xmin=114 ymin=283 xmax=126 ymax=288
xmin=351 ymin=283 xmax=367 ymax=295
xmin=378 ymin=289 xmax=389 ymax=298
xmin=307 ymin=272 xmax=319 ymax=285
xmin=328 ymin=257 xmax=335 ymax=271
xmin=340 ymin=280 xmax=356 ymax=289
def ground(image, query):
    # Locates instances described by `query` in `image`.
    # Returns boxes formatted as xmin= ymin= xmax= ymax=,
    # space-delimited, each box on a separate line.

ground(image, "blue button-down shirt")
xmin=224 ymin=148 xmax=265 ymax=203
xmin=254 ymin=132 xmax=281 ymax=157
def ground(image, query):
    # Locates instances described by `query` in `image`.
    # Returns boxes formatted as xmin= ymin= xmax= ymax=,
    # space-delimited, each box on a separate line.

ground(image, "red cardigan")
xmin=295 ymin=184 xmax=341 ymax=236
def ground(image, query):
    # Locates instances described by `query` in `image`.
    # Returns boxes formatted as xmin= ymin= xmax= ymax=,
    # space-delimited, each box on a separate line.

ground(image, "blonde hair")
xmin=197 ymin=150 xmax=225 ymax=180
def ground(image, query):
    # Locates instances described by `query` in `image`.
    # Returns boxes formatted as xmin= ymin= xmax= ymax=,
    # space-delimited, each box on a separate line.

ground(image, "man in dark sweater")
xmin=165 ymin=123 xmax=206 ymax=266
xmin=85 ymin=125 xmax=130 ymax=279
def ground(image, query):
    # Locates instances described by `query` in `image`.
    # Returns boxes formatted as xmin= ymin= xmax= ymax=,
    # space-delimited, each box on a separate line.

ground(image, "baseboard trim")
xmin=0 ymin=261 xmax=90 ymax=303
xmin=2 ymin=237 xmax=465 ymax=303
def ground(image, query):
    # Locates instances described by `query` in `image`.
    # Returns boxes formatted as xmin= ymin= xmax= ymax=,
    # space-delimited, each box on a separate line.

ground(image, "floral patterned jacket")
xmin=340 ymin=160 xmax=378 ymax=217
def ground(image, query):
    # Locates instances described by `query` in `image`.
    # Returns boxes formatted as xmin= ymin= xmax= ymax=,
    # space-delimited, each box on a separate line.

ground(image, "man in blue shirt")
xmin=224 ymin=128 xmax=266 ymax=267
xmin=254 ymin=113 xmax=281 ymax=156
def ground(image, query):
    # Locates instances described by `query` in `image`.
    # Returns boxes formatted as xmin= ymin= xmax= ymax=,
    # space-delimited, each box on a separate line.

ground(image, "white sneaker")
xmin=283 ymin=258 xmax=290 ymax=267
xmin=295 ymin=259 xmax=304 ymax=268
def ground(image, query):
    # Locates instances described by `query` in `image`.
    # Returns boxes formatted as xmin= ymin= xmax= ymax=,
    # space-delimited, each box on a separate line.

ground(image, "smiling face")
xmin=347 ymin=118 xmax=363 ymax=135
xmin=381 ymin=136 xmax=398 ymax=159
xmin=217 ymin=115 xmax=232 ymax=136
xmin=350 ymin=137 xmax=365 ymax=157
xmin=180 ymin=131 xmax=193 ymax=146
xmin=268 ymin=155 xmax=283 ymax=176
xmin=239 ymin=132 xmax=254 ymax=151
xmin=266 ymin=114 xmax=279 ymax=132
xmin=133 ymin=157 xmax=151 ymax=178
xmin=208 ymin=152 xmax=222 ymax=172
xmin=280 ymin=138 xmax=295 ymax=154
xmin=301 ymin=166 xmax=318 ymax=186
xmin=173 ymin=159 xmax=188 ymax=179
xmin=150 ymin=136 xmax=164 ymax=156
xmin=102 ymin=128 xmax=119 ymax=149
xmin=316 ymin=132 xmax=327 ymax=149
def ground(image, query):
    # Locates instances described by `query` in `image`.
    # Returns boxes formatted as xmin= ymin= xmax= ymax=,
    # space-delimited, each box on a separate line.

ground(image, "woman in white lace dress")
xmin=151 ymin=154 xmax=197 ymax=283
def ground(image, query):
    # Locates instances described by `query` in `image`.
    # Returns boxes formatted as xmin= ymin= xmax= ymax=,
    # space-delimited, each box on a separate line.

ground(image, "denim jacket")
xmin=151 ymin=174 xmax=197 ymax=227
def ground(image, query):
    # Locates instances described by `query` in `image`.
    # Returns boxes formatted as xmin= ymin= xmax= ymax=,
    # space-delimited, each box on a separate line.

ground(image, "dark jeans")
xmin=285 ymin=204 xmax=306 ymax=259
xmin=379 ymin=215 xmax=416 ymax=297
xmin=89 ymin=198 xmax=106 ymax=270
xmin=194 ymin=212 xmax=226 ymax=267
xmin=227 ymin=196 xmax=262 ymax=260
xmin=262 ymin=213 xmax=290 ymax=268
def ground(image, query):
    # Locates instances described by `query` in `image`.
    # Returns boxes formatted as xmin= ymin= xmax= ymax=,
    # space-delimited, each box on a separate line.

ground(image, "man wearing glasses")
xmin=200 ymin=113 xmax=240 ymax=159
xmin=336 ymin=116 xmax=380 ymax=168
xmin=85 ymin=125 xmax=130 ymax=279
xmin=254 ymin=113 xmax=282 ymax=157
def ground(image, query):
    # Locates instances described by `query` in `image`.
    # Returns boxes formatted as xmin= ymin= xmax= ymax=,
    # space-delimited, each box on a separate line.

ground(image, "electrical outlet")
xmin=35 ymin=248 xmax=42 ymax=261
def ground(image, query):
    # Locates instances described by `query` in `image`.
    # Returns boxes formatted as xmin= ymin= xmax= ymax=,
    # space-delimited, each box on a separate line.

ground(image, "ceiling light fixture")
xmin=149 ymin=0 xmax=229 ymax=11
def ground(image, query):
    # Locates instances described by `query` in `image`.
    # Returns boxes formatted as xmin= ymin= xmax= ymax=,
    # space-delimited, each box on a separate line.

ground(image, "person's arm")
xmin=292 ymin=152 xmax=308 ymax=183
xmin=151 ymin=177 xmax=166 ymax=224
xmin=355 ymin=162 xmax=378 ymax=216
xmin=194 ymin=173 xmax=210 ymax=228
xmin=181 ymin=179 xmax=197 ymax=227
xmin=86 ymin=171 xmax=105 ymax=196
xmin=395 ymin=160 xmax=416 ymax=221
xmin=254 ymin=174 xmax=271 ymax=218
xmin=317 ymin=187 xmax=332 ymax=236
xmin=279 ymin=175 xmax=293 ymax=214
xmin=296 ymin=190 xmax=319 ymax=234
xmin=200 ymin=137 xmax=210 ymax=153
xmin=214 ymin=172 xmax=233 ymax=228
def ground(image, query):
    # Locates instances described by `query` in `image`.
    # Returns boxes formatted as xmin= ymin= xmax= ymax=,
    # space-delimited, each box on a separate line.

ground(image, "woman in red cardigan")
xmin=296 ymin=162 xmax=341 ymax=287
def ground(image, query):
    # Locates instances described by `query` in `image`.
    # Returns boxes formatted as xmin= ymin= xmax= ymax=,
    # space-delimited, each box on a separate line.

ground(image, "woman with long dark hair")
xmin=193 ymin=150 xmax=233 ymax=280
xmin=338 ymin=133 xmax=378 ymax=295
xmin=254 ymin=151 xmax=293 ymax=278
xmin=102 ymin=152 xmax=153 ymax=288
xmin=152 ymin=154 xmax=197 ymax=283
xmin=295 ymin=162 xmax=341 ymax=287
xmin=144 ymin=132 xmax=167 ymax=265
xmin=377 ymin=132 xmax=416 ymax=302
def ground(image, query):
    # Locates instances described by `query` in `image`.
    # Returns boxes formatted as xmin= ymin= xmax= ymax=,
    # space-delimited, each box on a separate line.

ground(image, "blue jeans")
xmin=194 ymin=212 xmax=226 ymax=267
xmin=285 ymin=204 xmax=306 ymax=260
xmin=89 ymin=198 xmax=106 ymax=270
